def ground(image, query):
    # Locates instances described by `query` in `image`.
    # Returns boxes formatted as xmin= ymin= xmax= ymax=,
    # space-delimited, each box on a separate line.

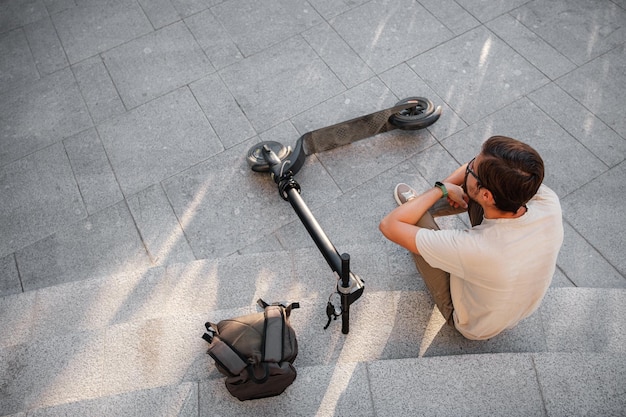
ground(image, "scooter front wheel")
xmin=246 ymin=141 xmax=292 ymax=172
xmin=389 ymin=97 xmax=441 ymax=130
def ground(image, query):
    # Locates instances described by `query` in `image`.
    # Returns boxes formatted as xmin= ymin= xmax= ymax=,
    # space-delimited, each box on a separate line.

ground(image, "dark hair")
xmin=477 ymin=136 xmax=544 ymax=213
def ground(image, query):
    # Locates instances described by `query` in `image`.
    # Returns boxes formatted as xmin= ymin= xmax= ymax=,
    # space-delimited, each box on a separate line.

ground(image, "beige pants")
xmin=412 ymin=199 xmax=483 ymax=326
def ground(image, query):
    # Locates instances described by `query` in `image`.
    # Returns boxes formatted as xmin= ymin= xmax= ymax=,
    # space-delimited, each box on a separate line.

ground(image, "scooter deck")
xmin=301 ymin=102 xmax=417 ymax=155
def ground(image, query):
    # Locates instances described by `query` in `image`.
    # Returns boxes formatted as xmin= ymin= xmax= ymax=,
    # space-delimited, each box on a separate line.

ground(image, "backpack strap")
xmin=203 ymin=323 xmax=249 ymax=377
xmin=263 ymin=305 xmax=285 ymax=363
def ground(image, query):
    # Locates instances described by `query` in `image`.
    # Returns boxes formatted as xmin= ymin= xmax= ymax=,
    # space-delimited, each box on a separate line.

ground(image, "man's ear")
xmin=481 ymin=188 xmax=494 ymax=204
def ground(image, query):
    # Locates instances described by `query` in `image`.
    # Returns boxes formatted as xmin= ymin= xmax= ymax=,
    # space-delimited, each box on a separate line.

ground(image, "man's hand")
xmin=443 ymin=182 xmax=468 ymax=209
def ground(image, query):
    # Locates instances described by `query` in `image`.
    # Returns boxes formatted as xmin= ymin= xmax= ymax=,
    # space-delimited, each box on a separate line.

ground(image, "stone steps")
xmin=1 ymin=253 xmax=624 ymax=416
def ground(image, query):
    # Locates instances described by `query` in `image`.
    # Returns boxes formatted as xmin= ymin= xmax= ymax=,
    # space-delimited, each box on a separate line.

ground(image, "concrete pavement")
xmin=1 ymin=0 xmax=625 ymax=415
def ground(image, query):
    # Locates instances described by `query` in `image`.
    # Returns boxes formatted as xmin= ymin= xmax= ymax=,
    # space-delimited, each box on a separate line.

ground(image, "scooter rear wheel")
xmin=389 ymin=97 xmax=437 ymax=130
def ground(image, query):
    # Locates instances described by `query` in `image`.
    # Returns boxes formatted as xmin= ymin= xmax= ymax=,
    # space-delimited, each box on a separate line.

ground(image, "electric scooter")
xmin=246 ymin=97 xmax=442 ymax=334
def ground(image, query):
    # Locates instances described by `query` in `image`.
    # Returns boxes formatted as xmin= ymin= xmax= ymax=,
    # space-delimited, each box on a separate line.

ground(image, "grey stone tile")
xmin=419 ymin=0 xmax=480 ymax=35
xmin=0 ymin=330 xmax=106 ymax=414
xmin=16 ymin=201 xmax=151 ymax=291
xmin=486 ymin=14 xmax=576 ymax=80
xmin=102 ymin=383 xmax=198 ymax=417
xmin=199 ymin=363 xmax=374 ymax=417
xmin=557 ymin=44 xmax=626 ymax=139
xmin=289 ymin=77 xmax=396 ymax=133
xmin=275 ymin=162 xmax=421 ymax=251
xmin=306 ymin=0 xmax=369 ymax=20
xmin=528 ymin=82 xmax=626 ymax=168
xmin=99 ymin=314 xmax=205 ymax=397
xmin=184 ymin=9 xmax=243 ymax=70
xmin=379 ymin=64 xmax=468 ymax=140
xmin=330 ymin=0 xmax=454 ymax=73
xmin=98 ymin=87 xmax=223 ymax=196
xmin=211 ymin=0 xmax=323 ymax=57
xmin=189 ymin=73 xmax=256 ymax=149
xmin=26 ymin=265 xmax=170 ymax=338
xmin=0 ymin=68 xmax=92 ymax=167
xmin=64 ymin=128 xmax=124 ymax=215
xmin=137 ymin=0 xmax=180 ymax=29
xmin=539 ymin=288 xmax=626 ymax=353
xmin=558 ymin=221 xmax=626 ymax=288
xmin=71 ymin=55 xmax=125 ymax=124
xmin=409 ymin=143 xmax=464 ymax=185
xmin=550 ymin=267 xmax=574 ymax=288
xmin=23 ymin=16 xmax=68 ymax=75
xmin=0 ymin=0 xmax=48 ymax=34
xmin=455 ymin=0 xmax=530 ymax=22
xmin=127 ymin=184 xmax=195 ymax=265
xmin=0 ymin=143 xmax=86 ymax=258
xmin=561 ymin=162 xmax=626 ymax=276
xmin=102 ymin=21 xmax=213 ymax=109
xmin=0 ymin=254 xmax=21 ymax=297
xmin=302 ymin=22 xmax=375 ymax=89
xmin=0 ymin=28 xmax=39 ymax=95
xmin=368 ymin=354 xmax=545 ymax=416
xmin=42 ymin=0 xmax=75 ymax=14
xmin=0 ymin=291 xmax=37 ymax=349
xmin=169 ymin=0 xmax=215 ymax=17
xmin=51 ymin=0 xmax=153 ymax=64
xmin=0 ymin=254 xmax=22 ymax=297
xmin=513 ymin=0 xmax=626 ymax=66
xmin=441 ymin=98 xmax=608 ymax=198
xmin=220 ymin=36 xmax=344 ymax=131
xmin=409 ymin=27 xmax=549 ymax=124
xmin=162 ymin=138 xmax=295 ymax=259
xmin=534 ymin=352 xmax=626 ymax=417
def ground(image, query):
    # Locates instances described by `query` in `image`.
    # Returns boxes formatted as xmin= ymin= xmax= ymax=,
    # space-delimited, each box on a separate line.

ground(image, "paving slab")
xmin=127 ymin=184 xmax=196 ymax=265
xmin=184 ymin=9 xmax=243 ymax=70
xmin=71 ymin=56 xmax=126 ymax=124
xmin=219 ymin=35 xmax=345 ymax=132
xmin=97 ymin=87 xmax=223 ymax=196
xmin=561 ymin=162 xmax=626 ymax=277
xmin=533 ymin=352 xmax=626 ymax=417
xmin=0 ymin=0 xmax=48 ymax=34
xmin=23 ymin=16 xmax=67 ymax=76
xmin=101 ymin=21 xmax=214 ymax=109
xmin=189 ymin=73 xmax=256 ymax=149
xmin=27 ymin=383 xmax=198 ymax=417
xmin=211 ymin=0 xmax=323 ymax=57
xmin=556 ymin=43 xmax=626 ymax=139
xmin=0 ymin=254 xmax=20 ymax=297
xmin=539 ymin=288 xmax=626 ymax=353
xmin=0 ymin=143 xmax=86 ymax=258
xmin=15 ymin=201 xmax=151 ymax=291
xmin=368 ymin=353 xmax=545 ymax=417
xmin=409 ymin=26 xmax=549 ymax=124
xmin=0 ymin=68 xmax=92 ymax=167
xmin=63 ymin=128 xmax=124 ymax=215
xmin=51 ymin=0 xmax=153 ymax=64
xmin=0 ymin=28 xmax=39 ymax=95
xmin=513 ymin=0 xmax=626 ymax=66
xmin=528 ymin=82 xmax=626 ymax=168
xmin=330 ymin=0 xmax=454 ymax=74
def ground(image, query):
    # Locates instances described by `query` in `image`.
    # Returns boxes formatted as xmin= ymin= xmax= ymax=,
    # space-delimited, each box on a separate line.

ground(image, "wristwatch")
xmin=435 ymin=181 xmax=448 ymax=198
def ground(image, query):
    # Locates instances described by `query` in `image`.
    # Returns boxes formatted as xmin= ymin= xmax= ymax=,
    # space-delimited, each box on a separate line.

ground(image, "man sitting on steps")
xmin=379 ymin=136 xmax=564 ymax=340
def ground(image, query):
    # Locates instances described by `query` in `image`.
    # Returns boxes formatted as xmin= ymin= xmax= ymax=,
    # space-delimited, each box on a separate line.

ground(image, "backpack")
xmin=202 ymin=299 xmax=299 ymax=401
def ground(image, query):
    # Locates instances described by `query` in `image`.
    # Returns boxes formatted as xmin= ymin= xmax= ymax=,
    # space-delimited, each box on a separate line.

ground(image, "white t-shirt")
xmin=415 ymin=184 xmax=563 ymax=340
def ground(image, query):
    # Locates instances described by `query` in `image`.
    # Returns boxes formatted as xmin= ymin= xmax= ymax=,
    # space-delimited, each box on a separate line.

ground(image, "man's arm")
xmin=379 ymin=163 xmax=470 ymax=254
xmin=379 ymin=187 xmax=444 ymax=254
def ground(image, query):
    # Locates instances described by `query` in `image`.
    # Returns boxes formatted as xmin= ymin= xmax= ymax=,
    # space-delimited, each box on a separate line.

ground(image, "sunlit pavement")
xmin=1 ymin=0 xmax=625 ymax=415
